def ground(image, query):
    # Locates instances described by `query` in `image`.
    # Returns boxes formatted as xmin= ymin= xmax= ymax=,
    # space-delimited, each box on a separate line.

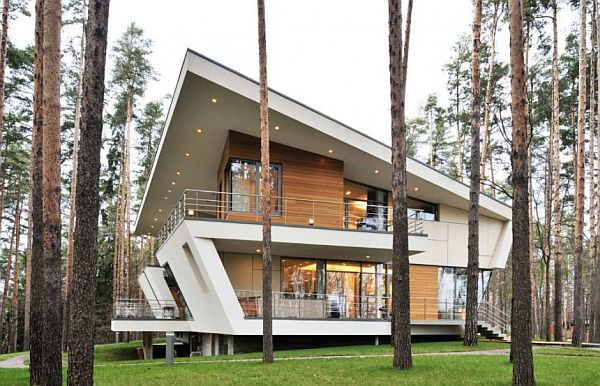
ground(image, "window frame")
xmin=226 ymin=158 xmax=282 ymax=216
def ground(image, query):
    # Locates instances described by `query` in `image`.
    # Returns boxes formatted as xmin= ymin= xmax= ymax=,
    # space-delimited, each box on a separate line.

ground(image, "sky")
xmin=9 ymin=0 xmax=477 ymax=145
xmin=8 ymin=1 xmax=578 ymax=145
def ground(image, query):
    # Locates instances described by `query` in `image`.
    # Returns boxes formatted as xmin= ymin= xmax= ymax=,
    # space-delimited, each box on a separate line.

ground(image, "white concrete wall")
xmin=410 ymin=204 xmax=510 ymax=269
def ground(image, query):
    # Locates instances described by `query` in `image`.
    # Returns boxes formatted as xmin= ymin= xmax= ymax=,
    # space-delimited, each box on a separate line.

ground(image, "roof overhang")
xmin=135 ymin=49 xmax=511 ymax=236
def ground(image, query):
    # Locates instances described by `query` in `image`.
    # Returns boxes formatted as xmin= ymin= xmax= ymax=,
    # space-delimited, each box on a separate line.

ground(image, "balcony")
xmin=157 ymin=189 xmax=426 ymax=246
xmin=113 ymin=299 xmax=191 ymax=321
xmin=235 ymin=290 xmax=466 ymax=321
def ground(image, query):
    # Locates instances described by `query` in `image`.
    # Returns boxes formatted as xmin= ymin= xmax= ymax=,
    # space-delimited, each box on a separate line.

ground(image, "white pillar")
xmin=213 ymin=334 xmax=220 ymax=355
xmin=165 ymin=332 xmax=175 ymax=365
xmin=202 ymin=333 xmax=213 ymax=356
xmin=227 ymin=335 xmax=234 ymax=355
xmin=374 ymin=336 xmax=379 ymax=346
xmin=142 ymin=331 xmax=153 ymax=360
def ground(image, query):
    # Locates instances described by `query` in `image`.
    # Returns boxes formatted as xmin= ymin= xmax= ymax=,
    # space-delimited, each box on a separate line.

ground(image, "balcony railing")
xmin=113 ymin=298 xmax=184 ymax=320
xmin=158 ymin=189 xmax=426 ymax=245
xmin=235 ymin=290 xmax=467 ymax=321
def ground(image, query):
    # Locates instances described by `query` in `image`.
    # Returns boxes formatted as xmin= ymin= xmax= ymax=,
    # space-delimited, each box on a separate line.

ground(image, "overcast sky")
xmin=9 ymin=1 xmax=578 ymax=145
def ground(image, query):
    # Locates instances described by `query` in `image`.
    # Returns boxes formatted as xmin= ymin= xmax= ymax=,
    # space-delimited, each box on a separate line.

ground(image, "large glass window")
xmin=344 ymin=181 xmax=389 ymax=231
xmin=280 ymin=258 xmax=325 ymax=297
xmin=438 ymin=268 xmax=492 ymax=319
xmin=227 ymin=159 xmax=282 ymax=214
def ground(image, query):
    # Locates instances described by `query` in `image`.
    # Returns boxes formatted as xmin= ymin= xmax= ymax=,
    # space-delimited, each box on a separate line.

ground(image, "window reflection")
xmin=438 ymin=267 xmax=492 ymax=319
xmin=227 ymin=159 xmax=281 ymax=214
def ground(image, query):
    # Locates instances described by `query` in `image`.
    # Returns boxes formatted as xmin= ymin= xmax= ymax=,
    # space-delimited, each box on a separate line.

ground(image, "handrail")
xmin=234 ymin=290 xmax=468 ymax=321
xmin=158 ymin=189 xmax=427 ymax=245
xmin=113 ymin=298 xmax=187 ymax=320
xmin=478 ymin=300 xmax=511 ymax=336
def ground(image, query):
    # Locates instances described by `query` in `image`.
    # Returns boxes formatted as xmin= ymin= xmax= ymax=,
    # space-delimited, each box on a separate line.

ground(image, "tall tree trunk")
xmin=67 ymin=0 xmax=110 ymax=382
xmin=464 ymin=0 xmax=481 ymax=347
xmin=543 ymin=135 xmax=553 ymax=341
xmin=23 ymin=206 xmax=32 ymax=351
xmin=0 ymin=0 xmax=11 ymax=155
xmin=594 ymin=0 xmax=600 ymax=342
xmin=456 ymin=72 xmax=463 ymax=179
xmin=9 ymin=190 xmax=22 ymax=353
xmin=551 ymin=0 xmax=564 ymax=343
xmin=507 ymin=0 xmax=535 ymax=384
xmin=257 ymin=0 xmax=273 ymax=365
xmin=0 ymin=207 xmax=17 ymax=351
xmin=389 ymin=0 xmax=413 ymax=370
xmin=29 ymin=0 xmax=45 ymax=381
xmin=572 ymin=0 xmax=586 ymax=348
xmin=480 ymin=1 xmax=500 ymax=191
xmin=528 ymin=143 xmax=537 ymax=339
xmin=63 ymin=14 xmax=86 ymax=352
xmin=41 ymin=0 xmax=63 ymax=381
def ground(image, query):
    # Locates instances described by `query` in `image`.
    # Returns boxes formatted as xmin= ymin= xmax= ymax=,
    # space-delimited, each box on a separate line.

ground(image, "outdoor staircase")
xmin=477 ymin=300 xmax=511 ymax=342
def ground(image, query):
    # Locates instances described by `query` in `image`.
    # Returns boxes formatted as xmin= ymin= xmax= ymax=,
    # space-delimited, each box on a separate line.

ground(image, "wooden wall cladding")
xmin=409 ymin=264 xmax=439 ymax=320
xmin=220 ymin=131 xmax=345 ymax=228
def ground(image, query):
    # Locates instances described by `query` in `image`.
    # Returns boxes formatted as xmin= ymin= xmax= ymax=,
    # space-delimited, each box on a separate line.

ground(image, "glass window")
xmin=227 ymin=159 xmax=281 ymax=214
xmin=280 ymin=258 xmax=325 ymax=297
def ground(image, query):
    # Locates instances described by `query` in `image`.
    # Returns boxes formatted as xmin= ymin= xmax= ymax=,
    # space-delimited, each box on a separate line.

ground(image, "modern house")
xmin=111 ymin=49 xmax=512 ymax=357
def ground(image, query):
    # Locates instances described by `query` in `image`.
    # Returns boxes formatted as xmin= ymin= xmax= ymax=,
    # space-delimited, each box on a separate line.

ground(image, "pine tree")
xmin=464 ymin=0 xmax=481 ymax=347
xmin=67 ymin=0 xmax=110 ymax=382
xmin=508 ymin=0 xmax=535 ymax=383
xmin=389 ymin=0 xmax=413 ymax=370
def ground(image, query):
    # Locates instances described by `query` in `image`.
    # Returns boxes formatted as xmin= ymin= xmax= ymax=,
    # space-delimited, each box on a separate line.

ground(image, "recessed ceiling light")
xmin=374 ymin=169 xmax=379 ymax=174
xmin=211 ymin=98 xmax=217 ymax=103
xmin=328 ymin=149 xmax=333 ymax=154
xmin=256 ymin=249 xmax=261 ymax=253
xmin=176 ymin=171 xmax=181 ymax=175
xmin=150 ymin=226 xmax=154 ymax=229
xmin=345 ymin=190 xmax=351 ymax=196
xmin=171 ymin=181 xmax=176 ymax=185
xmin=274 ymin=126 xmax=280 ymax=130
xmin=414 ymin=187 xmax=419 ymax=191
xmin=366 ymin=255 xmax=370 ymax=259
xmin=164 ymin=196 xmax=168 ymax=200
xmin=185 ymin=153 xmax=190 ymax=157
xmin=154 ymin=218 xmax=158 ymax=221
xmin=158 ymin=209 xmax=163 ymax=212
xmin=196 ymin=129 xmax=202 ymax=133
xmin=167 ymin=189 xmax=172 ymax=193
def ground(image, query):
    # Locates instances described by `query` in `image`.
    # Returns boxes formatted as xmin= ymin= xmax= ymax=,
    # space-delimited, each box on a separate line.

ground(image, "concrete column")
xmin=213 ymin=334 xmax=220 ymax=355
xmin=142 ymin=331 xmax=153 ymax=360
xmin=227 ymin=335 xmax=234 ymax=355
xmin=166 ymin=332 xmax=175 ymax=365
xmin=202 ymin=333 xmax=213 ymax=356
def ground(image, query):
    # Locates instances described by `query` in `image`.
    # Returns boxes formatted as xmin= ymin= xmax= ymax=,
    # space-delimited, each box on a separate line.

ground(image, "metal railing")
xmin=113 ymin=298 xmax=183 ymax=320
xmin=235 ymin=290 xmax=468 ymax=321
xmin=478 ymin=300 xmax=511 ymax=336
xmin=158 ymin=189 xmax=426 ymax=245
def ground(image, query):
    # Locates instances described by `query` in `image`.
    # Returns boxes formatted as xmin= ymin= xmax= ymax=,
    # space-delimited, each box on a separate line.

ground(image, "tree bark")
xmin=257 ymin=0 xmax=273 ymax=365
xmin=0 ymin=0 xmax=11 ymax=155
xmin=572 ymin=0 xmax=586 ymax=348
xmin=507 ymin=0 xmax=535 ymax=384
xmin=9 ymin=190 xmax=22 ymax=353
xmin=23 ymin=203 xmax=32 ymax=351
xmin=63 ymin=12 xmax=86 ymax=352
xmin=41 ymin=0 xmax=63 ymax=381
xmin=480 ymin=1 xmax=500 ymax=192
xmin=593 ymin=0 xmax=600 ymax=344
xmin=0 ymin=204 xmax=17 ymax=351
xmin=389 ymin=0 xmax=413 ymax=370
xmin=464 ymin=0 xmax=481 ymax=347
xmin=551 ymin=0 xmax=564 ymax=343
xmin=29 ymin=0 xmax=45 ymax=382
xmin=67 ymin=0 xmax=110 ymax=383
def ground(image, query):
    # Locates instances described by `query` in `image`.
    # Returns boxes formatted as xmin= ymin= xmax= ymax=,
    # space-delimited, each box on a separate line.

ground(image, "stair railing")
xmin=478 ymin=300 xmax=511 ymax=337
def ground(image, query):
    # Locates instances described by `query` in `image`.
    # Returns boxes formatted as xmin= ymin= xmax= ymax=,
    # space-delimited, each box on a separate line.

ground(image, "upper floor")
xmin=135 ymin=50 xmax=512 ymax=269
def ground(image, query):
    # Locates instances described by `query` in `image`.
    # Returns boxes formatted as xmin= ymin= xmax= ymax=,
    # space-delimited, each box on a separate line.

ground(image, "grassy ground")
xmin=1 ymin=341 xmax=598 ymax=385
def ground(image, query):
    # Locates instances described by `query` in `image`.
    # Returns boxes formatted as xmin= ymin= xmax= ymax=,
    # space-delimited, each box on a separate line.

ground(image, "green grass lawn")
xmin=1 ymin=341 xmax=598 ymax=385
